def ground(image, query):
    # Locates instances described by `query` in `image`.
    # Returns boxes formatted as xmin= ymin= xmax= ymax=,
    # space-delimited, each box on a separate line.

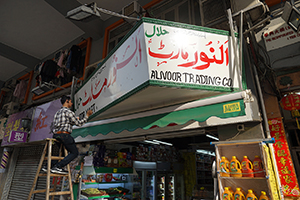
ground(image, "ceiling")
xmin=0 ymin=0 xmax=135 ymax=83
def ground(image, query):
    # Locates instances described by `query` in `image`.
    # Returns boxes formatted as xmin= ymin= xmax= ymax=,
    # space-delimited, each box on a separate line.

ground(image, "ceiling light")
xmin=143 ymin=140 xmax=160 ymax=145
xmin=152 ymin=140 xmax=173 ymax=146
xmin=197 ymin=149 xmax=215 ymax=156
xmin=66 ymin=2 xmax=140 ymax=21
xmin=281 ymin=1 xmax=300 ymax=32
xmin=206 ymin=134 xmax=219 ymax=141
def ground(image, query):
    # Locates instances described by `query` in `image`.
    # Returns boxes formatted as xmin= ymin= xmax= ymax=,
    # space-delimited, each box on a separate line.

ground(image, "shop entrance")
xmin=77 ymin=128 xmax=218 ymax=200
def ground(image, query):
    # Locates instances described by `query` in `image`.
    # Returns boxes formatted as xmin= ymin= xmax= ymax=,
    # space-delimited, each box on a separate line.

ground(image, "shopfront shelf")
xmin=83 ymin=181 xmax=128 ymax=185
xmin=219 ymin=177 xmax=266 ymax=180
xmin=85 ymin=193 xmax=125 ymax=199
xmin=75 ymin=166 xmax=133 ymax=173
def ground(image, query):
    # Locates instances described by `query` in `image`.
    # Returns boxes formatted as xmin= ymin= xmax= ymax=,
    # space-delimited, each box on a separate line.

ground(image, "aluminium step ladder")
xmin=27 ymin=138 xmax=74 ymax=200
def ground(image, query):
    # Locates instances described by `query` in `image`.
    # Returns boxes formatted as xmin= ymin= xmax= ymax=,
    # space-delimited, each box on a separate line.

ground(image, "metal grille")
xmin=7 ymin=144 xmax=61 ymax=200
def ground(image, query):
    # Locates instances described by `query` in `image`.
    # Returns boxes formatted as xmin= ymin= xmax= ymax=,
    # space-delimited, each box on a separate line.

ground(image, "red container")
xmin=241 ymin=156 xmax=254 ymax=177
xmin=253 ymin=155 xmax=265 ymax=177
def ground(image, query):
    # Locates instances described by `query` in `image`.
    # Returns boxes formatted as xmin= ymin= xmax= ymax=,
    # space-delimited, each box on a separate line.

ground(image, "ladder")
xmin=27 ymin=138 xmax=74 ymax=200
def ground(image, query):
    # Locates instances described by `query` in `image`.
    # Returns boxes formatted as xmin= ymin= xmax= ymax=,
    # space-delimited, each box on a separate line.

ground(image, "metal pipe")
xmin=240 ymin=11 xmax=243 ymax=80
xmin=227 ymin=9 xmax=242 ymax=90
xmin=210 ymin=137 xmax=274 ymax=145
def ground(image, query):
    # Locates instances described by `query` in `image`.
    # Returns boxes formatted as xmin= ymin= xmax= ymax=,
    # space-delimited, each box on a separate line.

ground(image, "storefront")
xmin=0 ymin=17 xmax=283 ymax=200
xmin=67 ymin=18 xmax=271 ymax=200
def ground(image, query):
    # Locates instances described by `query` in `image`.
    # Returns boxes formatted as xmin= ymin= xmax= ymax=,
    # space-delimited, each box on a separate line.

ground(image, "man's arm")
xmin=69 ymin=110 xmax=93 ymax=127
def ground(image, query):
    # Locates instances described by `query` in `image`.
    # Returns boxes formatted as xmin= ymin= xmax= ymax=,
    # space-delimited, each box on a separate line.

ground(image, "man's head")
xmin=61 ymin=95 xmax=72 ymax=108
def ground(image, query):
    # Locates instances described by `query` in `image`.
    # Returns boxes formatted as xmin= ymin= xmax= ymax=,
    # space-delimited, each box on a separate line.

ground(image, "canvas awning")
xmin=72 ymin=90 xmax=260 ymax=139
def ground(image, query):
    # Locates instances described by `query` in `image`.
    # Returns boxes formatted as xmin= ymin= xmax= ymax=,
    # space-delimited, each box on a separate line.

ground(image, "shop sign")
xmin=0 ymin=118 xmax=7 ymax=140
xmin=8 ymin=130 xmax=27 ymax=143
xmin=263 ymin=18 xmax=300 ymax=51
xmin=268 ymin=118 xmax=300 ymax=197
xmin=74 ymin=18 xmax=240 ymax=119
xmin=29 ymin=99 xmax=61 ymax=142
xmin=1 ymin=109 xmax=33 ymax=146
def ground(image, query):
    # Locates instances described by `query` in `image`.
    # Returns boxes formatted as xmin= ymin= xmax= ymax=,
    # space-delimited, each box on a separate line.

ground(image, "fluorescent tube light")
xmin=197 ymin=149 xmax=215 ymax=156
xmin=206 ymin=134 xmax=219 ymax=141
xmin=144 ymin=140 xmax=160 ymax=145
xmin=153 ymin=140 xmax=173 ymax=146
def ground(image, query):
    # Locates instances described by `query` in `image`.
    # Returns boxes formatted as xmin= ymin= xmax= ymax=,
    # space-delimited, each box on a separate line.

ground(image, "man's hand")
xmin=86 ymin=110 xmax=93 ymax=117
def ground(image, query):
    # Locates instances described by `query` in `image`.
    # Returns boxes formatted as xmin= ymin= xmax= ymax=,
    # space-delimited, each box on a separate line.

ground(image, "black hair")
xmin=61 ymin=95 xmax=71 ymax=105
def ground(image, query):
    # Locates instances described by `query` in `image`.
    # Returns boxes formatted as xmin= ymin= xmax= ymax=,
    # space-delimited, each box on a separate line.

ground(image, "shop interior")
xmin=72 ymin=127 xmax=219 ymax=200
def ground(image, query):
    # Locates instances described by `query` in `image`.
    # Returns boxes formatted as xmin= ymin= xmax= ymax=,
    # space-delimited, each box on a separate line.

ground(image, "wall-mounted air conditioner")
xmin=122 ymin=1 xmax=144 ymax=18
xmin=2 ymin=102 xmax=19 ymax=115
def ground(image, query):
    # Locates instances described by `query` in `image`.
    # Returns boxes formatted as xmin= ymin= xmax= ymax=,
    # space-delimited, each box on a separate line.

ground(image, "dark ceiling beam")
xmin=45 ymin=0 xmax=104 ymax=40
xmin=0 ymin=42 xmax=40 ymax=69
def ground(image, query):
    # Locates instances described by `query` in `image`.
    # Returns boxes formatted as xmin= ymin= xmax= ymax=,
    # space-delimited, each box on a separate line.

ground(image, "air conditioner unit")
xmin=2 ymin=102 xmax=19 ymax=115
xmin=122 ymin=1 xmax=144 ymax=18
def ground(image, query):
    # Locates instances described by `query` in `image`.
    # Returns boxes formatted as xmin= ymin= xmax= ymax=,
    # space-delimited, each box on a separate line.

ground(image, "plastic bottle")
xmin=220 ymin=156 xmax=230 ymax=177
xmin=222 ymin=187 xmax=234 ymax=200
xmin=253 ymin=155 xmax=265 ymax=177
xmin=259 ymin=191 xmax=269 ymax=200
xmin=230 ymin=156 xmax=242 ymax=177
xmin=246 ymin=189 xmax=258 ymax=200
xmin=234 ymin=187 xmax=245 ymax=200
xmin=241 ymin=156 xmax=254 ymax=177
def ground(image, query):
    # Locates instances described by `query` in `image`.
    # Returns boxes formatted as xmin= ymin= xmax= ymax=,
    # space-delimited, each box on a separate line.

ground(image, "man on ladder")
xmin=43 ymin=95 xmax=93 ymax=174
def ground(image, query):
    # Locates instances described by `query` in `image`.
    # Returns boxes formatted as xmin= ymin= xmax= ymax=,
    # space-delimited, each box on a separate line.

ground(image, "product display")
xmin=253 ymin=156 xmax=265 ymax=177
xmin=245 ymin=189 xmax=258 ymax=200
xmin=241 ymin=156 xmax=254 ymax=177
xmin=215 ymin=142 xmax=276 ymax=200
xmin=220 ymin=156 xmax=230 ymax=177
xmin=258 ymin=191 xmax=270 ymax=200
xmin=75 ymin=142 xmax=185 ymax=200
xmin=234 ymin=187 xmax=245 ymax=200
xmin=222 ymin=187 xmax=233 ymax=200
xmin=230 ymin=156 xmax=242 ymax=177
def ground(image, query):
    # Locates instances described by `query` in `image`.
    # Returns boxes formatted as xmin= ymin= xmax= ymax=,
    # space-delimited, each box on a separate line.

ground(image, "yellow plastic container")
xmin=222 ymin=187 xmax=234 ymax=200
xmin=234 ymin=188 xmax=245 ymax=200
xmin=246 ymin=189 xmax=258 ymax=200
xmin=259 ymin=191 xmax=269 ymax=200
xmin=230 ymin=156 xmax=242 ymax=177
xmin=220 ymin=156 xmax=230 ymax=177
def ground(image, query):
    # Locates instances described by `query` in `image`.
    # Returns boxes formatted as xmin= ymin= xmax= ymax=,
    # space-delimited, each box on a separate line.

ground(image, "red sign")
xmin=268 ymin=118 xmax=300 ymax=196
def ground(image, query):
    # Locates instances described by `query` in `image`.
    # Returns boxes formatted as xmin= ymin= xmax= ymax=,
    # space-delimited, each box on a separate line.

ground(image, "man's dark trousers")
xmin=52 ymin=133 xmax=79 ymax=168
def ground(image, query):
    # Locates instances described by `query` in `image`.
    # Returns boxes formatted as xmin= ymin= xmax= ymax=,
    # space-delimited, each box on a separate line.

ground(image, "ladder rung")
xmin=33 ymin=188 xmax=55 ymax=194
xmin=49 ymin=191 xmax=71 ymax=196
xmin=44 ymin=156 xmax=65 ymax=160
xmin=39 ymin=173 xmax=69 ymax=177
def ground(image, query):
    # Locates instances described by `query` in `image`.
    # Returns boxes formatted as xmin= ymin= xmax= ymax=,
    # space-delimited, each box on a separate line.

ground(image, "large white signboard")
xmin=74 ymin=24 xmax=149 ymax=119
xmin=143 ymin=20 xmax=238 ymax=89
xmin=74 ymin=18 xmax=240 ymax=119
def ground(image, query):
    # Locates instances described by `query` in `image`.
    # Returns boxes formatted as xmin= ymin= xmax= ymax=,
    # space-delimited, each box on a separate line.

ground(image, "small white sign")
xmin=263 ymin=18 xmax=300 ymax=51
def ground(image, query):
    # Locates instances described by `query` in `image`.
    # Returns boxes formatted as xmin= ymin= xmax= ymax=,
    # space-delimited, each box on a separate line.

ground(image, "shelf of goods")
xmin=73 ymin=167 xmax=134 ymax=200
xmin=195 ymin=153 xmax=214 ymax=199
xmin=214 ymin=140 xmax=281 ymax=200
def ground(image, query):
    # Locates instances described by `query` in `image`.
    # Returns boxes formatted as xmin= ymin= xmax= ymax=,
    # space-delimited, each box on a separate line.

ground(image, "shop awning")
xmin=72 ymin=91 xmax=252 ymax=139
